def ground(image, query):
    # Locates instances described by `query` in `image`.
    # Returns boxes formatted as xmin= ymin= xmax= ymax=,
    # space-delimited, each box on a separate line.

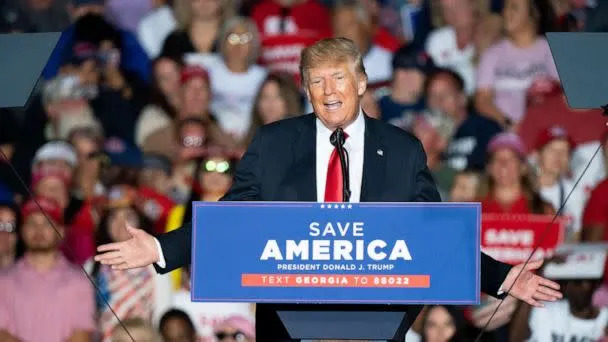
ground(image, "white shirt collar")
xmin=316 ymin=109 xmax=365 ymax=146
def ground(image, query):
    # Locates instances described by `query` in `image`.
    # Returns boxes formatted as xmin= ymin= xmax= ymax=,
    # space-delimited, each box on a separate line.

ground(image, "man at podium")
xmin=96 ymin=37 xmax=562 ymax=340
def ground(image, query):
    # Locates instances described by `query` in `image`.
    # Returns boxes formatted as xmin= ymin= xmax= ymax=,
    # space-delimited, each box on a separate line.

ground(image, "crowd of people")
xmin=1 ymin=0 xmax=608 ymax=341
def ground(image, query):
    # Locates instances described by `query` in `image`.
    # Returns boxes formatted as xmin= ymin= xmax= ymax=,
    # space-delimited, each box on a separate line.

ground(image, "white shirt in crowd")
xmin=425 ymin=27 xmax=476 ymax=95
xmin=571 ymin=141 xmax=607 ymax=197
xmin=171 ymin=289 xmax=254 ymax=341
xmin=527 ymin=301 xmax=608 ymax=342
xmin=363 ymin=45 xmax=393 ymax=85
xmin=539 ymin=178 xmax=587 ymax=239
xmin=137 ymin=5 xmax=177 ymax=58
xmin=188 ymin=54 xmax=267 ymax=140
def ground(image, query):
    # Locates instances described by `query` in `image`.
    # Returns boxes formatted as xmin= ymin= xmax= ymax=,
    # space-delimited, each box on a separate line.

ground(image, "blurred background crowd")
xmin=1 ymin=0 xmax=608 ymax=341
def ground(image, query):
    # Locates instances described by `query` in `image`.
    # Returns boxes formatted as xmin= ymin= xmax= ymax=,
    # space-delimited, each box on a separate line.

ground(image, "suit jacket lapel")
xmin=290 ymin=114 xmax=317 ymax=201
xmin=360 ymin=115 xmax=387 ymax=202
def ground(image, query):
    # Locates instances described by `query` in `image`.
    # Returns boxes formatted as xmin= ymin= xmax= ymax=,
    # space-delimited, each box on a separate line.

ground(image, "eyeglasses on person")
xmin=227 ymin=32 xmax=253 ymax=45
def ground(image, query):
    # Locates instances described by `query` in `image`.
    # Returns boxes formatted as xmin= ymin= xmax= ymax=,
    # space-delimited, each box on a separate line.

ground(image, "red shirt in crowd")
xmin=482 ymin=195 xmax=531 ymax=214
xmin=251 ymin=0 xmax=332 ymax=83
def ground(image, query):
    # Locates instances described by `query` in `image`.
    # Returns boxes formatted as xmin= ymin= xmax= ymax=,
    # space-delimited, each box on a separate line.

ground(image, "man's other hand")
xmin=503 ymin=259 xmax=563 ymax=307
xmin=94 ymin=224 xmax=159 ymax=270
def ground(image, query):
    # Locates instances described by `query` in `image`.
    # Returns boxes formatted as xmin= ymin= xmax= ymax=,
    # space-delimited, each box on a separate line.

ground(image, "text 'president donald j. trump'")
xmin=95 ymin=37 xmax=562 ymax=341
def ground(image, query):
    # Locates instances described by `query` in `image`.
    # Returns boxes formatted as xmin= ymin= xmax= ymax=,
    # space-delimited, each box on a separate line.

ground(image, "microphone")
xmin=330 ymin=128 xmax=351 ymax=202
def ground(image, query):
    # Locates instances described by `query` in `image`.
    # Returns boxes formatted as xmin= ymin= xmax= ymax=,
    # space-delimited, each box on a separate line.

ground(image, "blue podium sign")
xmin=191 ymin=202 xmax=480 ymax=305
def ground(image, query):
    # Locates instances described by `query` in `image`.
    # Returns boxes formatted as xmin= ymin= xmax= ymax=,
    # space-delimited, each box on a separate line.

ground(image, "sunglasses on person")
xmin=215 ymin=331 xmax=246 ymax=341
xmin=227 ymin=32 xmax=253 ymax=45
xmin=203 ymin=159 xmax=232 ymax=174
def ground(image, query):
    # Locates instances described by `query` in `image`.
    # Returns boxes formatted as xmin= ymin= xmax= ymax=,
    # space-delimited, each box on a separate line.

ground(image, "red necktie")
xmin=324 ymin=132 xmax=348 ymax=202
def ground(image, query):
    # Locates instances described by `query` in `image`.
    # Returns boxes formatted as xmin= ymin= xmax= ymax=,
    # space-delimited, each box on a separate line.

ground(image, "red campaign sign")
xmin=481 ymin=214 xmax=566 ymax=265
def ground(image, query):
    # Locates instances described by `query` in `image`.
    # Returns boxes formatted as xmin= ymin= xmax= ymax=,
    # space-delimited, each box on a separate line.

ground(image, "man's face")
xmin=564 ymin=279 xmax=598 ymax=312
xmin=332 ymin=8 xmax=371 ymax=54
xmin=0 ymin=207 xmax=17 ymax=256
xmin=21 ymin=212 xmax=61 ymax=252
xmin=305 ymin=60 xmax=366 ymax=130
xmin=427 ymin=75 xmax=466 ymax=119
xmin=539 ymin=140 xmax=570 ymax=177
xmin=161 ymin=317 xmax=196 ymax=342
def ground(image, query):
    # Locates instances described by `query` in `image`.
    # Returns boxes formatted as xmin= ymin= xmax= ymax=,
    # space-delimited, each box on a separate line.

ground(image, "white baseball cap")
xmin=33 ymin=141 xmax=78 ymax=168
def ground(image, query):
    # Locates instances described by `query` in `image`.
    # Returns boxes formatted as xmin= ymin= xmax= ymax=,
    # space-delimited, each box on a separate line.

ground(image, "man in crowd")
xmin=96 ymin=37 xmax=563 ymax=340
xmin=425 ymin=67 xmax=502 ymax=172
xmin=378 ymin=44 xmax=432 ymax=128
xmin=0 ymin=196 xmax=95 ymax=342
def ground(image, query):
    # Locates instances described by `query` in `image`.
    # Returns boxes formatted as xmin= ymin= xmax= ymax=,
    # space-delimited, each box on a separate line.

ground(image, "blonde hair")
xmin=173 ymin=0 xmax=235 ymax=30
xmin=299 ymin=37 xmax=367 ymax=87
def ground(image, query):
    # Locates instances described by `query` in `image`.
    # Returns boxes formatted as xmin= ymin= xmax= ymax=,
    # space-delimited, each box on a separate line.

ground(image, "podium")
xmin=190 ymin=202 xmax=481 ymax=341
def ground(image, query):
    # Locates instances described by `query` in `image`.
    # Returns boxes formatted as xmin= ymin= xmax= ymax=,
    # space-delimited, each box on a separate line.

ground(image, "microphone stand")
xmin=332 ymin=128 xmax=351 ymax=202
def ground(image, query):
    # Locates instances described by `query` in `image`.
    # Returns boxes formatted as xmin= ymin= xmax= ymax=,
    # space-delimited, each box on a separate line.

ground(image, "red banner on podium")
xmin=481 ymin=214 xmax=566 ymax=265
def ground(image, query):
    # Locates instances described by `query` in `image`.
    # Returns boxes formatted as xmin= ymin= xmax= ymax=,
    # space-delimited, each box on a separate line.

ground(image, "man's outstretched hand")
xmin=502 ymin=259 xmax=563 ymax=307
xmin=94 ymin=224 xmax=159 ymax=270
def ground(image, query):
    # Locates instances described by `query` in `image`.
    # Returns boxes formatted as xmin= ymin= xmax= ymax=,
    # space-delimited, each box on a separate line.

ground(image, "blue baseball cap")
xmin=103 ymin=137 xmax=143 ymax=168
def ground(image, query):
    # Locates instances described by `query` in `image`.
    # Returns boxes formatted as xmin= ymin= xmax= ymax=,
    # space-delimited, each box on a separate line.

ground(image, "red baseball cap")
xmin=535 ymin=125 xmax=574 ymax=151
xmin=180 ymin=65 xmax=209 ymax=85
xmin=21 ymin=196 xmax=64 ymax=224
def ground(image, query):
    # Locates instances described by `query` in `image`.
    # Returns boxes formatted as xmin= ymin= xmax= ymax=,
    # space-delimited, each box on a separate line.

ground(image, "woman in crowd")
xmin=136 ymin=56 xmax=183 ymax=147
xmin=475 ymin=0 xmax=559 ymax=130
xmin=87 ymin=185 xmax=171 ymax=342
xmin=425 ymin=0 xmax=500 ymax=95
xmin=200 ymin=16 xmax=267 ymax=142
xmin=245 ymin=73 xmax=303 ymax=145
xmin=161 ymin=0 xmax=234 ymax=60
xmin=481 ymin=132 xmax=554 ymax=215
xmin=406 ymin=305 xmax=470 ymax=342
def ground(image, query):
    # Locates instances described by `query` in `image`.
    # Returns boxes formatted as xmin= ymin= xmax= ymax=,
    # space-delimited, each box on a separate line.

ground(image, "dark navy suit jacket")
xmin=156 ymin=113 xmax=512 ymax=340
